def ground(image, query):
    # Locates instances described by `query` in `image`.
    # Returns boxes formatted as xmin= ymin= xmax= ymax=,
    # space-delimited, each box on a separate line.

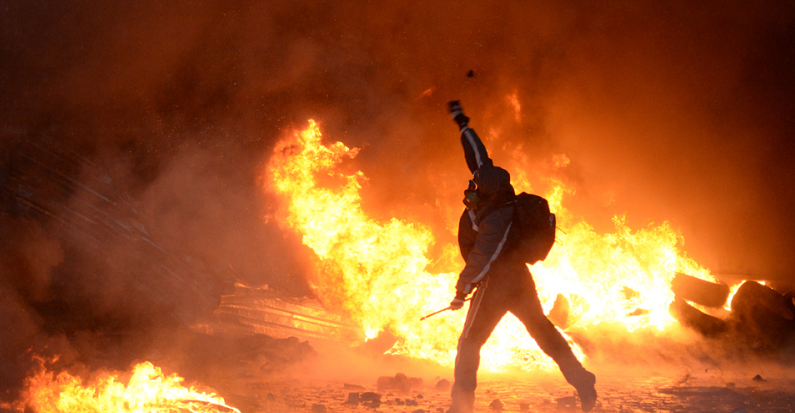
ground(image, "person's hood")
xmin=474 ymin=165 xmax=515 ymax=202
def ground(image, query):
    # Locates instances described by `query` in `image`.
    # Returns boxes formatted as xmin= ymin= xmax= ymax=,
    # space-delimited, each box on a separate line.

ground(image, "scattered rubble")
xmin=344 ymin=392 xmax=359 ymax=406
xmin=212 ymin=372 xmax=795 ymax=413
xmin=489 ymin=398 xmax=504 ymax=410
xmin=360 ymin=392 xmax=381 ymax=402
xmin=435 ymin=378 xmax=451 ymax=391
xmin=377 ymin=372 xmax=423 ymax=393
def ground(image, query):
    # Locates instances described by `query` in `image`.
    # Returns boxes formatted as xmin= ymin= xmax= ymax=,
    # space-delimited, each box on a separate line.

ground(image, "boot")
xmin=574 ymin=370 xmax=597 ymax=412
xmin=447 ymin=385 xmax=475 ymax=413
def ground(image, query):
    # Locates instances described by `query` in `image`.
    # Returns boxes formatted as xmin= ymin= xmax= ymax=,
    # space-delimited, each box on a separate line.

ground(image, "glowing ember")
xmin=14 ymin=360 xmax=238 ymax=413
xmin=265 ymin=120 xmax=715 ymax=372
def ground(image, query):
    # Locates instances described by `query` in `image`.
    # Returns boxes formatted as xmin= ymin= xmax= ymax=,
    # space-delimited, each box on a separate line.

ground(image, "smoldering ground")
xmin=1 ymin=0 xmax=795 ymax=400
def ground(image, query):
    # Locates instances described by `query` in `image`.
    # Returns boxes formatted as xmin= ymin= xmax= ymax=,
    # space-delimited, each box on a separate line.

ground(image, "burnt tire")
xmin=669 ymin=297 xmax=728 ymax=337
xmin=671 ymin=273 xmax=730 ymax=308
xmin=731 ymin=281 xmax=795 ymax=321
xmin=729 ymin=281 xmax=795 ymax=351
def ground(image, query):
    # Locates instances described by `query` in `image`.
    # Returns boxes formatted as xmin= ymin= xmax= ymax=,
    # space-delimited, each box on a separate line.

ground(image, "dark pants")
xmin=451 ymin=260 xmax=589 ymax=411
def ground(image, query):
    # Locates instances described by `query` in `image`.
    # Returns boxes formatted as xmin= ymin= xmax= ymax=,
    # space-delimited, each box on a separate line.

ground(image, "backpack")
xmin=510 ymin=192 xmax=556 ymax=264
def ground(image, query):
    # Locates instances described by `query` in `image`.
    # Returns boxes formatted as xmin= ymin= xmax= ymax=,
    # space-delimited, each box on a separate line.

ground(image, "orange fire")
xmin=13 ymin=360 xmax=238 ymax=413
xmin=265 ymin=119 xmax=715 ymax=372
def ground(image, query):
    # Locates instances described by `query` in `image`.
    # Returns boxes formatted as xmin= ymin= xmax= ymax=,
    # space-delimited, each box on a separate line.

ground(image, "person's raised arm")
xmin=448 ymin=101 xmax=493 ymax=174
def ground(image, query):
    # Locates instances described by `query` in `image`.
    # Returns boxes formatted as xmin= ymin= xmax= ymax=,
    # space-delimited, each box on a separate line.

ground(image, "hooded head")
xmin=473 ymin=165 xmax=515 ymax=204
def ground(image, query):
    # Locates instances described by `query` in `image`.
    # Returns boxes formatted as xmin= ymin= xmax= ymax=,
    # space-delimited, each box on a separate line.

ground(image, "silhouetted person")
xmin=446 ymin=101 xmax=597 ymax=413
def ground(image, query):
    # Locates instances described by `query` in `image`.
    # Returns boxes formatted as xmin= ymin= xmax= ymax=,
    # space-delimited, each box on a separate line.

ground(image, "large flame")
xmin=13 ymin=360 xmax=238 ymax=413
xmin=265 ymin=119 xmax=714 ymax=371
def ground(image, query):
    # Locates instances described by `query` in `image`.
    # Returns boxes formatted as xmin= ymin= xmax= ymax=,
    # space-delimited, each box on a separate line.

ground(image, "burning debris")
xmin=264 ymin=119 xmax=724 ymax=373
xmin=6 ymin=116 xmax=793 ymax=413
xmin=2 ymin=327 xmax=317 ymax=413
xmin=670 ymin=275 xmax=795 ymax=354
xmin=3 ymin=0 xmax=795 ymax=411
xmin=0 ymin=135 xmax=317 ymax=411
xmin=10 ymin=359 xmax=239 ymax=413
xmin=193 ymin=283 xmax=362 ymax=344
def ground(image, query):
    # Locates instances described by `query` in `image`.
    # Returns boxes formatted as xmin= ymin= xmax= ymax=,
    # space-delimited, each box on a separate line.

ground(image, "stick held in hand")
xmin=419 ymin=298 xmax=471 ymax=321
xmin=420 ymin=306 xmax=453 ymax=321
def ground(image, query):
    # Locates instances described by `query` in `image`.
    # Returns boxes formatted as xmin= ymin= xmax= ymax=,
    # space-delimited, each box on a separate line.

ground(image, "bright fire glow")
xmin=14 ymin=360 xmax=238 ymax=413
xmin=265 ymin=120 xmax=715 ymax=372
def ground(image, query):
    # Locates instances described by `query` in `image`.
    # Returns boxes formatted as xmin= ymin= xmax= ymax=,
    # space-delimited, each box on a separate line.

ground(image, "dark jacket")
xmin=455 ymin=124 xmax=517 ymax=295
xmin=456 ymin=202 xmax=514 ymax=294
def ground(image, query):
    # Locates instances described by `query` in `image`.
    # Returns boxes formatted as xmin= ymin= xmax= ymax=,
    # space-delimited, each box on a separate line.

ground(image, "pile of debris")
xmin=669 ymin=273 xmax=795 ymax=353
xmin=192 ymin=283 xmax=363 ymax=344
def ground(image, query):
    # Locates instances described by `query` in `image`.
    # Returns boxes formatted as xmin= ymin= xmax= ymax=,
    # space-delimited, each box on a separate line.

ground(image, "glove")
xmin=449 ymin=298 xmax=465 ymax=311
xmin=448 ymin=100 xmax=469 ymax=127
xmin=449 ymin=291 xmax=468 ymax=311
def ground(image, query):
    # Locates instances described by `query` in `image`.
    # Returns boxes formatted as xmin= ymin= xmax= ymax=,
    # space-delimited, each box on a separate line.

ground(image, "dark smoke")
xmin=1 ymin=0 xmax=794 ymax=397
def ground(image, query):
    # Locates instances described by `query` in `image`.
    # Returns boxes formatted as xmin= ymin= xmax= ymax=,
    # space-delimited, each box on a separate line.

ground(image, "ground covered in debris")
xmin=208 ymin=363 xmax=795 ymax=413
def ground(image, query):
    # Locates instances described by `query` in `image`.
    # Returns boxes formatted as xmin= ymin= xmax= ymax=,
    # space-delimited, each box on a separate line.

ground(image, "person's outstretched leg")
xmin=448 ymin=280 xmax=507 ymax=413
xmin=509 ymin=268 xmax=597 ymax=412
